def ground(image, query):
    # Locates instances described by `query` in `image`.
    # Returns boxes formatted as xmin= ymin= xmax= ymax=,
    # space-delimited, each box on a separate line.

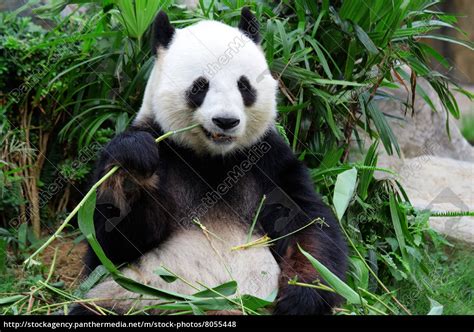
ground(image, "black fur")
xmin=83 ymin=119 xmax=348 ymax=315
xmin=68 ymin=305 xmax=97 ymax=315
xmin=186 ymin=76 xmax=210 ymax=108
xmin=238 ymin=7 xmax=260 ymax=44
xmin=237 ymin=75 xmax=257 ymax=107
xmin=151 ymin=11 xmax=175 ymax=54
xmin=100 ymin=131 xmax=159 ymax=176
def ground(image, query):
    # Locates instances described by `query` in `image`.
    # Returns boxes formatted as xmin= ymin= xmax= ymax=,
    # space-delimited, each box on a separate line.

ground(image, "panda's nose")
xmin=212 ymin=117 xmax=240 ymax=130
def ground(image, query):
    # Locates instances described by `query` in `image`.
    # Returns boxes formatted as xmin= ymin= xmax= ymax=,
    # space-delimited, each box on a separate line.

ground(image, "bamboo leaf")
xmin=193 ymin=281 xmax=237 ymax=298
xmin=354 ymin=24 xmax=379 ymax=55
xmin=358 ymin=141 xmax=378 ymax=201
xmin=0 ymin=295 xmax=26 ymax=305
xmin=298 ymin=245 xmax=366 ymax=305
xmin=154 ymin=266 xmax=178 ymax=283
xmin=388 ymin=192 xmax=410 ymax=269
xmin=333 ymin=167 xmax=358 ymax=220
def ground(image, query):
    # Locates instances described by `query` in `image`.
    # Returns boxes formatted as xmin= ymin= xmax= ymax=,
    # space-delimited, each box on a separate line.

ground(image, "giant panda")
xmin=72 ymin=7 xmax=347 ymax=315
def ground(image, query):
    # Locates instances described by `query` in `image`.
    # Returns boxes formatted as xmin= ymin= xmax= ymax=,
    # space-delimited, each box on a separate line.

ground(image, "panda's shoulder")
xmin=256 ymin=128 xmax=301 ymax=176
xmin=130 ymin=117 xmax=164 ymax=137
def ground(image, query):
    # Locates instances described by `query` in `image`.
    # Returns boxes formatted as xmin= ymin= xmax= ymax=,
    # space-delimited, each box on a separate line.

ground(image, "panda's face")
xmin=137 ymin=14 xmax=278 ymax=155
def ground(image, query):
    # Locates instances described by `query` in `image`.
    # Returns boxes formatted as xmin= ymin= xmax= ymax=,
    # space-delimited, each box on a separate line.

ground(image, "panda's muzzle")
xmin=201 ymin=126 xmax=236 ymax=144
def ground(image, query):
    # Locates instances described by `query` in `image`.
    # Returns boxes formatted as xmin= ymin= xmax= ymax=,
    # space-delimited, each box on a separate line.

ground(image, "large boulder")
xmin=354 ymin=78 xmax=474 ymax=243
xmin=375 ymin=78 xmax=473 ymax=162
xmin=397 ymin=156 xmax=473 ymax=244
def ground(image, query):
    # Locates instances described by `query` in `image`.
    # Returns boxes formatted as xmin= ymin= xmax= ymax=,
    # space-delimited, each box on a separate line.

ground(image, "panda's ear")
xmin=151 ymin=11 xmax=175 ymax=54
xmin=238 ymin=7 xmax=260 ymax=44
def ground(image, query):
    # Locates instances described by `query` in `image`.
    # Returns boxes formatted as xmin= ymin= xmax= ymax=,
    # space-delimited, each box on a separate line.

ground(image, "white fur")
xmin=87 ymin=220 xmax=280 ymax=313
xmin=135 ymin=20 xmax=278 ymax=155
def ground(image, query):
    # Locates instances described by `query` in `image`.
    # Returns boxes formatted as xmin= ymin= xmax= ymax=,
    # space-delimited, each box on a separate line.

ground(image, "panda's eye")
xmin=237 ymin=75 xmax=257 ymax=107
xmin=186 ymin=76 xmax=209 ymax=108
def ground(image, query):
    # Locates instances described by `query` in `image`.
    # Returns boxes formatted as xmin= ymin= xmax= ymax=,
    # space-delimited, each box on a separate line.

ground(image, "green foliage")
xmin=398 ymin=244 xmax=474 ymax=315
xmin=0 ymin=167 xmax=25 ymax=225
xmin=332 ymin=167 xmax=357 ymax=220
xmin=26 ymin=0 xmax=472 ymax=156
xmin=0 ymin=223 xmax=43 ymax=262
xmin=0 ymin=11 xmax=82 ymax=110
xmin=460 ymin=113 xmax=474 ymax=144
xmin=0 ymin=109 xmax=32 ymax=226
xmin=0 ymin=0 xmax=472 ymax=316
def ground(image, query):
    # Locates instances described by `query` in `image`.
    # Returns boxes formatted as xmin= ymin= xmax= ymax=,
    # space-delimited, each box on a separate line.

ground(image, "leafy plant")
xmin=1 ymin=0 xmax=472 ymax=316
xmin=0 ymin=9 xmax=91 ymax=236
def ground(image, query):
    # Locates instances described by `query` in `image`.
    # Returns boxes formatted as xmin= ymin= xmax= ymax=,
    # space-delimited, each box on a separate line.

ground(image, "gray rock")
xmin=397 ymin=156 xmax=474 ymax=244
xmin=352 ymin=78 xmax=473 ymax=243
xmin=375 ymin=78 xmax=473 ymax=162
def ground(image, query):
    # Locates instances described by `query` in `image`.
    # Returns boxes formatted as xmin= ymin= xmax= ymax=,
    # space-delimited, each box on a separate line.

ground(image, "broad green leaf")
xmin=189 ymin=302 xmax=205 ymax=315
xmin=354 ymin=24 xmax=379 ymax=55
xmin=362 ymin=93 xmax=400 ymax=156
xmin=333 ymin=167 xmax=358 ymax=220
xmin=358 ymin=141 xmax=378 ymax=201
xmin=73 ymin=265 xmax=108 ymax=298
xmin=306 ymin=38 xmax=333 ymax=79
xmin=193 ymin=281 xmax=238 ymax=298
xmin=154 ymin=266 xmax=178 ymax=283
xmin=350 ymin=257 xmax=369 ymax=290
xmin=298 ymin=245 xmax=366 ymax=305
xmin=154 ymin=298 xmax=231 ymax=311
xmin=240 ymin=290 xmax=277 ymax=311
xmin=0 ymin=295 xmax=26 ymax=305
xmin=388 ymin=192 xmax=410 ymax=269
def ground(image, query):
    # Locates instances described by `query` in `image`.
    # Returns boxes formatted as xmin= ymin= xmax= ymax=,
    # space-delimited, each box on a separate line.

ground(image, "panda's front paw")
xmin=273 ymin=286 xmax=338 ymax=315
xmin=101 ymin=131 xmax=160 ymax=177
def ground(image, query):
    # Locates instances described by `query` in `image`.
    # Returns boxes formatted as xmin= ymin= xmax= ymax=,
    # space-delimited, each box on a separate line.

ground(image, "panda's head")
xmin=135 ymin=8 xmax=278 ymax=155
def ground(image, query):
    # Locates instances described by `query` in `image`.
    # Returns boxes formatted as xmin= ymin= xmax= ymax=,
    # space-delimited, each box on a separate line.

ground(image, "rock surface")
xmin=375 ymin=79 xmax=473 ymax=162
xmin=397 ymin=156 xmax=473 ymax=244
xmin=355 ymin=79 xmax=474 ymax=243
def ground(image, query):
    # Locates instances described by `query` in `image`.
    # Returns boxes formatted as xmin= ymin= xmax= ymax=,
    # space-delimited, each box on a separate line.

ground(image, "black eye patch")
xmin=186 ymin=76 xmax=209 ymax=108
xmin=237 ymin=75 xmax=257 ymax=107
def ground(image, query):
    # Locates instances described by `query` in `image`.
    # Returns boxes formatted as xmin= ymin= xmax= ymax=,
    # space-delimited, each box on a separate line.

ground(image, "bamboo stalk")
xmin=231 ymin=218 xmax=319 ymax=251
xmin=24 ymin=124 xmax=199 ymax=267
xmin=247 ymin=195 xmax=266 ymax=243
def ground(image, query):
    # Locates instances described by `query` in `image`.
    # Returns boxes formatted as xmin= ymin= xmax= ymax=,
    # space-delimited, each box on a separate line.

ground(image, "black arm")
xmin=84 ymin=130 xmax=169 ymax=272
xmin=257 ymin=130 xmax=348 ymax=314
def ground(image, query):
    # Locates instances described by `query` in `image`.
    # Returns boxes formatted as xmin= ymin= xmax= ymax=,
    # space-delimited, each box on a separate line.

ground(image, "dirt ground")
xmin=39 ymin=239 xmax=88 ymax=289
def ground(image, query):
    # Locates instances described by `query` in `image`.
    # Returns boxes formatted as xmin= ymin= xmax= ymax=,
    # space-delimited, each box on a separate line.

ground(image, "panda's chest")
xmin=142 ymin=165 xmax=280 ymax=298
xmin=164 ymin=165 xmax=263 ymax=228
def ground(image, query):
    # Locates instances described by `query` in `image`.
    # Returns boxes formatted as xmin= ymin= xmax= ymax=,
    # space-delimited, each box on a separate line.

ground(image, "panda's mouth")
xmin=201 ymin=126 xmax=236 ymax=144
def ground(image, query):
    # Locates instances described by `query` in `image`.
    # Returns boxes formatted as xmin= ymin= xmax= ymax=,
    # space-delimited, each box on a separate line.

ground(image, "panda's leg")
xmin=259 ymin=171 xmax=348 ymax=315
xmin=272 ymin=225 xmax=346 ymax=315
xmin=68 ymin=304 xmax=99 ymax=315
xmin=68 ymin=304 xmax=125 ymax=315
xmin=206 ymin=310 xmax=243 ymax=315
